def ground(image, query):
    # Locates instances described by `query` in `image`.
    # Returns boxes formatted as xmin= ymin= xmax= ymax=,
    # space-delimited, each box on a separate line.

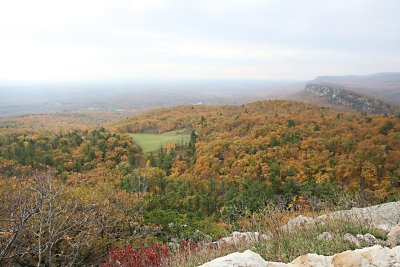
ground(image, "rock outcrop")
xmin=301 ymin=83 xmax=400 ymax=114
xmin=355 ymin=233 xmax=384 ymax=246
xmin=343 ymin=233 xmax=362 ymax=247
xmin=199 ymin=245 xmax=400 ymax=267
xmin=387 ymin=224 xmax=400 ymax=247
xmin=217 ymin=231 xmax=269 ymax=248
xmin=281 ymin=215 xmax=315 ymax=231
xmin=201 ymin=202 xmax=400 ymax=266
xmin=199 ymin=250 xmax=268 ymax=267
xmin=317 ymin=232 xmax=333 ymax=241
xmin=282 ymin=201 xmax=400 ymax=232
xmin=342 ymin=233 xmax=384 ymax=247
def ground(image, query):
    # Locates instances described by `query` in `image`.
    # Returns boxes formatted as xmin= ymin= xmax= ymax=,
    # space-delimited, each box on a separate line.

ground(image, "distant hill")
xmin=292 ymin=73 xmax=400 ymax=114
xmin=296 ymin=83 xmax=400 ymax=114
xmin=313 ymin=72 xmax=400 ymax=104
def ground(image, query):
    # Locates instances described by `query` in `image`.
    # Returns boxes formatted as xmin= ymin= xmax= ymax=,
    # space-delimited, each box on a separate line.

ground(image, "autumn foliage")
xmin=1 ymin=100 xmax=400 ymax=266
xmin=103 ymin=244 xmax=170 ymax=267
xmin=115 ymin=100 xmax=400 ymax=201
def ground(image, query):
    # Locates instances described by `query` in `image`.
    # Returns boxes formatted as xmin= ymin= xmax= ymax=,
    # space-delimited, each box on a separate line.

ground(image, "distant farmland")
xmin=129 ymin=130 xmax=190 ymax=153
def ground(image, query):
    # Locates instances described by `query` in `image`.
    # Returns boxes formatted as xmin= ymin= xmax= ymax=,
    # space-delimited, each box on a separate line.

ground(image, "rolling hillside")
xmin=2 ymin=99 xmax=400 ymax=266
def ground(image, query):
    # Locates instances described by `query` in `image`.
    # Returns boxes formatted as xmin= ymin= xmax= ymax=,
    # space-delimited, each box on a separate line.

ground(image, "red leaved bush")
xmin=103 ymin=244 xmax=170 ymax=267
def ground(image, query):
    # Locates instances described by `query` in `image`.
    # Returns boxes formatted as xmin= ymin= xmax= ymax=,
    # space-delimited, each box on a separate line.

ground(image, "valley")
xmin=1 ymin=96 xmax=400 ymax=266
xmin=2 ymin=1 xmax=399 ymax=265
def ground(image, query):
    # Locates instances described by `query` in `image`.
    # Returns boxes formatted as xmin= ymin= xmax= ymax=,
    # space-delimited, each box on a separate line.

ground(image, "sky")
xmin=0 ymin=0 xmax=399 ymax=82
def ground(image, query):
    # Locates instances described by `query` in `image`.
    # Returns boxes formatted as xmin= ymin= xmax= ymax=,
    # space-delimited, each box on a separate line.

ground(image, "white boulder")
xmin=387 ymin=223 xmax=400 ymax=247
xmin=317 ymin=232 xmax=333 ymax=241
xmin=200 ymin=246 xmax=400 ymax=266
xmin=356 ymin=233 xmax=383 ymax=246
xmin=199 ymin=250 xmax=267 ymax=267
xmin=344 ymin=233 xmax=361 ymax=247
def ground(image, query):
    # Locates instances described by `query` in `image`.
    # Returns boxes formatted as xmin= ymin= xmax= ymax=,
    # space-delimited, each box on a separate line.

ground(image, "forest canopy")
xmin=1 ymin=100 xmax=400 ymax=266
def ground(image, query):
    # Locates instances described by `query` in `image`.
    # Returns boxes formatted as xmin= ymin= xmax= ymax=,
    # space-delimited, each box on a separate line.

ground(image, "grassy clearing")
xmin=129 ymin=130 xmax=190 ymax=153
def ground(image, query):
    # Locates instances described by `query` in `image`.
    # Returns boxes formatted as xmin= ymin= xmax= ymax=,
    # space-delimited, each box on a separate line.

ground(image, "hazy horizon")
xmin=1 ymin=0 xmax=399 ymax=82
xmin=0 ymin=79 xmax=307 ymax=116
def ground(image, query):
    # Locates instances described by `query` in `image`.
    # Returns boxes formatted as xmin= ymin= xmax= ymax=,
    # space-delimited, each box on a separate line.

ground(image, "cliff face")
xmin=303 ymin=83 xmax=400 ymax=114
xmin=313 ymin=73 xmax=400 ymax=104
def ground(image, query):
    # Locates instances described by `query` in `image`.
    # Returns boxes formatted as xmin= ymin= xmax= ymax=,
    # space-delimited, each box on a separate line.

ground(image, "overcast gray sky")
xmin=0 ymin=0 xmax=399 ymax=82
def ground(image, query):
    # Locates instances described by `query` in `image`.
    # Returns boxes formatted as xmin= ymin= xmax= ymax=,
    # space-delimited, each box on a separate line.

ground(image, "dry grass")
xmin=163 ymin=202 xmax=388 ymax=266
xmin=163 ymin=241 xmax=261 ymax=267
xmin=254 ymin=219 xmax=387 ymax=263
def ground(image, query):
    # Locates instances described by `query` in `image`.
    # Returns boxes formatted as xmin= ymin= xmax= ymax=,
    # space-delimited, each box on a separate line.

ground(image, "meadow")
xmin=129 ymin=130 xmax=190 ymax=153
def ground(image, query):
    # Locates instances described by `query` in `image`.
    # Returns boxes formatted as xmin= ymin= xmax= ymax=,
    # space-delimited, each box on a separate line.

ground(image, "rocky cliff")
xmin=296 ymin=83 xmax=400 ymax=114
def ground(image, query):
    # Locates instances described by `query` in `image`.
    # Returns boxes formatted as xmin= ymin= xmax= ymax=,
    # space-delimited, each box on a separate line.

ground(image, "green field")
xmin=129 ymin=130 xmax=190 ymax=153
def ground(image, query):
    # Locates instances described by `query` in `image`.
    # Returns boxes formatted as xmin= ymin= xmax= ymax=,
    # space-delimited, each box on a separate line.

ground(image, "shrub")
xmin=103 ymin=244 xmax=170 ymax=267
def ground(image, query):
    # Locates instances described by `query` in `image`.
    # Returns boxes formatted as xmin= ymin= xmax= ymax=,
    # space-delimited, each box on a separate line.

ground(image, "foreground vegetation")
xmin=1 ymin=100 xmax=400 ymax=266
xmin=255 ymin=220 xmax=387 ymax=263
xmin=163 ymin=217 xmax=387 ymax=266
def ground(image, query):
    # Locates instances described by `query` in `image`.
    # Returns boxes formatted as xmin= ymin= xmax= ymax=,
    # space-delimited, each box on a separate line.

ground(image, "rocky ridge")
xmin=200 ymin=201 xmax=400 ymax=267
xmin=300 ymin=83 xmax=400 ymax=114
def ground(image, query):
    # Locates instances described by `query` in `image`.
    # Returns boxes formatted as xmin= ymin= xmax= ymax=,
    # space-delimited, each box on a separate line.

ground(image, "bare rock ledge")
xmin=282 ymin=201 xmax=400 ymax=232
xmin=199 ymin=245 xmax=400 ymax=267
